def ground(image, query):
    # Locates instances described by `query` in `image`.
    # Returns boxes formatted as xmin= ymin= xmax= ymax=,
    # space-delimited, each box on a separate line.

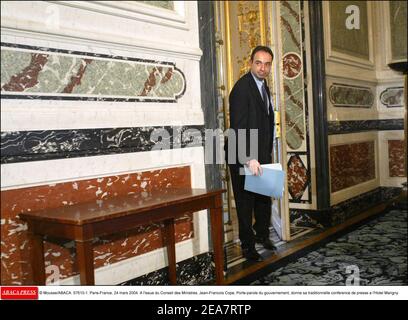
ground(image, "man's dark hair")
xmin=250 ymin=45 xmax=274 ymax=61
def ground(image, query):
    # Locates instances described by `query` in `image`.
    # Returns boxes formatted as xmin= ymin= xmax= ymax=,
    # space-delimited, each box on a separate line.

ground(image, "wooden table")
xmin=20 ymin=188 xmax=226 ymax=285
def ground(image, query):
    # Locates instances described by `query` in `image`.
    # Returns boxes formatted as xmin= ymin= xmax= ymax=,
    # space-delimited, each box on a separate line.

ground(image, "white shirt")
xmin=251 ymin=72 xmax=270 ymax=111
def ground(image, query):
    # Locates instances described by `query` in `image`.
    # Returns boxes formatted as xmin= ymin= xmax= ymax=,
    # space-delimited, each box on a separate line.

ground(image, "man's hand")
xmin=246 ymin=159 xmax=263 ymax=176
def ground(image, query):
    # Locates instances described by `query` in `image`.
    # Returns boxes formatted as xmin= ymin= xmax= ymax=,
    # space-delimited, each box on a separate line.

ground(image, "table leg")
xmin=28 ymin=231 xmax=46 ymax=285
xmin=209 ymin=195 xmax=225 ymax=285
xmin=163 ymin=218 xmax=177 ymax=285
xmin=75 ymin=240 xmax=95 ymax=285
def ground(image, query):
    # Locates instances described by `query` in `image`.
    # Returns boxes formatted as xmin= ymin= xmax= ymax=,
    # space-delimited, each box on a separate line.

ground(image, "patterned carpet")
xmin=251 ymin=208 xmax=407 ymax=286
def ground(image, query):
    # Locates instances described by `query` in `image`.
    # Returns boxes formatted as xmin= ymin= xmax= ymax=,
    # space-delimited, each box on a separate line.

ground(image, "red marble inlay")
xmin=388 ymin=140 xmax=406 ymax=177
xmin=161 ymin=68 xmax=173 ymax=84
xmin=283 ymin=53 xmax=302 ymax=79
xmin=330 ymin=142 xmax=375 ymax=193
xmin=140 ymin=66 xmax=166 ymax=96
xmin=62 ymin=59 xmax=93 ymax=93
xmin=1 ymin=53 xmax=48 ymax=92
xmin=287 ymin=155 xmax=308 ymax=199
xmin=1 ymin=166 xmax=192 ymax=285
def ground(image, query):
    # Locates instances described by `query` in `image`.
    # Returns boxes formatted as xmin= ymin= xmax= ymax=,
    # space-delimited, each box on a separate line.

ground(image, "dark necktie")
xmin=262 ymin=83 xmax=269 ymax=115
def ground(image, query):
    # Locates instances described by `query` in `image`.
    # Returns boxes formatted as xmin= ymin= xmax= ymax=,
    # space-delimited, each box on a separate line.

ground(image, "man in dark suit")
xmin=225 ymin=45 xmax=276 ymax=261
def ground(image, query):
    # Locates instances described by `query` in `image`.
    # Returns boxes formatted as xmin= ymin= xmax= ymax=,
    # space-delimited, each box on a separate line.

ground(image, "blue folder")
xmin=244 ymin=163 xmax=285 ymax=198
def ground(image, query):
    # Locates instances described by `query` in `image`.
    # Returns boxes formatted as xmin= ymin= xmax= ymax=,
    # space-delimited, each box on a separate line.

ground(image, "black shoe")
xmin=242 ymin=247 xmax=264 ymax=261
xmin=255 ymin=237 xmax=276 ymax=251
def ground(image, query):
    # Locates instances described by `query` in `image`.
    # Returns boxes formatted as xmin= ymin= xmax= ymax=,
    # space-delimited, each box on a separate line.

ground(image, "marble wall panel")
xmin=389 ymin=1 xmax=407 ymax=62
xmin=122 ymin=252 xmax=213 ymax=285
xmin=380 ymin=87 xmax=404 ymax=108
xmin=1 ymin=43 xmax=185 ymax=102
xmin=287 ymin=153 xmax=310 ymax=202
xmin=330 ymin=187 xmax=401 ymax=226
xmin=280 ymin=1 xmax=314 ymax=208
xmin=280 ymin=0 xmax=307 ymax=151
xmin=137 ymin=1 xmax=174 ymax=11
xmin=330 ymin=141 xmax=376 ymax=193
xmin=328 ymin=119 xmax=404 ymax=135
xmin=290 ymin=186 xmax=401 ymax=228
xmin=1 ymin=125 xmax=205 ymax=164
xmin=1 ymin=166 xmax=192 ymax=285
xmin=329 ymin=83 xmax=374 ymax=108
xmin=329 ymin=1 xmax=369 ymax=60
xmin=388 ymin=140 xmax=406 ymax=177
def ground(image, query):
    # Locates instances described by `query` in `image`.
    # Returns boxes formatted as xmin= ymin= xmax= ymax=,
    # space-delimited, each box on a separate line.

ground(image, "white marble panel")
xmin=0 ymin=32 xmax=203 ymax=131
xmin=0 ymin=1 xmax=201 ymax=59
xmin=326 ymin=76 xmax=378 ymax=121
xmin=1 ymin=146 xmax=206 ymax=190
xmin=376 ymin=80 xmax=405 ymax=120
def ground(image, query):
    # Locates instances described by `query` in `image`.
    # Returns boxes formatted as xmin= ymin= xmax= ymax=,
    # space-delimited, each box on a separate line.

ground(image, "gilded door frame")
xmin=214 ymin=0 xmax=291 ymax=242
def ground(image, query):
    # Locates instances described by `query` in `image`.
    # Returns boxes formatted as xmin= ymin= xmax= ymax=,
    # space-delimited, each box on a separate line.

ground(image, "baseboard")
xmin=290 ymin=186 xmax=402 ymax=228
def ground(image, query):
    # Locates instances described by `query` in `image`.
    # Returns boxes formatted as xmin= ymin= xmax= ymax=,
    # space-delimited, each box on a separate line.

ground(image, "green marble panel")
xmin=29 ymin=53 xmax=84 ymax=93
xmin=329 ymin=84 xmax=374 ymax=108
xmin=281 ymin=1 xmax=301 ymax=53
xmin=0 ymin=50 xmax=31 ymax=85
xmin=137 ymin=1 xmax=174 ymax=10
xmin=329 ymin=1 xmax=369 ymax=60
xmin=280 ymin=0 xmax=305 ymax=150
xmin=1 ymin=48 xmax=185 ymax=100
xmin=389 ymin=1 xmax=407 ymax=62
xmin=284 ymin=76 xmax=305 ymax=149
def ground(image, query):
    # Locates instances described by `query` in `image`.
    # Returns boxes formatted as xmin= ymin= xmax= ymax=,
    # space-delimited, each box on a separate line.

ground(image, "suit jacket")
xmin=225 ymin=72 xmax=275 ymax=166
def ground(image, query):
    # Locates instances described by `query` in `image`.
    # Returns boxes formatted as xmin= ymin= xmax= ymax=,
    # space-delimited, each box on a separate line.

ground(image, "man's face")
xmin=250 ymin=50 xmax=273 ymax=80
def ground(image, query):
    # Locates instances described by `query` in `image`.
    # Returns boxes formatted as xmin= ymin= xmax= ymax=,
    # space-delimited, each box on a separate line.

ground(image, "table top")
xmin=19 ymin=188 xmax=225 ymax=225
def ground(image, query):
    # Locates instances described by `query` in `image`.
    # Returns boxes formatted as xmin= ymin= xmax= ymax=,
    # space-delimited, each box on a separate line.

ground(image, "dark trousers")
xmin=229 ymin=164 xmax=272 ymax=249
